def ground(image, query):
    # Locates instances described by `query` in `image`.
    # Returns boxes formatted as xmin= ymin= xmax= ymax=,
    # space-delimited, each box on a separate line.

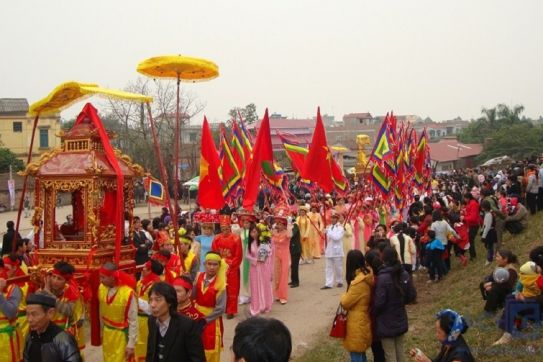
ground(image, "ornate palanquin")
xmin=21 ymin=114 xmax=144 ymax=269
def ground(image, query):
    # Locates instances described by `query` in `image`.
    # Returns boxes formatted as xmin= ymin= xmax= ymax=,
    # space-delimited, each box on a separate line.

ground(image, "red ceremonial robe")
xmin=211 ymin=233 xmax=242 ymax=315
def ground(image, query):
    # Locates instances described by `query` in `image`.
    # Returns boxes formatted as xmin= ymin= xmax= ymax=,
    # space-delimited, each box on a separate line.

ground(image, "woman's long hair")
xmin=393 ymin=222 xmax=407 ymax=264
xmin=382 ymin=247 xmax=404 ymax=297
xmin=345 ymin=250 xmax=370 ymax=288
xmin=247 ymin=222 xmax=260 ymax=248
xmin=365 ymin=249 xmax=383 ymax=274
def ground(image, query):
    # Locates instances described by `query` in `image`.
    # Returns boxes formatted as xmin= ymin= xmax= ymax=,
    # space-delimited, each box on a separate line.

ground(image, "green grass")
xmin=297 ymin=212 xmax=543 ymax=361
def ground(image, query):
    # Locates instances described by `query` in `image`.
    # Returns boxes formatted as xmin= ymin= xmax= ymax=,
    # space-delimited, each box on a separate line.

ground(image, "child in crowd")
xmin=514 ymin=261 xmax=543 ymax=300
xmin=449 ymin=214 xmax=469 ymax=267
xmin=425 ymin=230 xmax=446 ymax=283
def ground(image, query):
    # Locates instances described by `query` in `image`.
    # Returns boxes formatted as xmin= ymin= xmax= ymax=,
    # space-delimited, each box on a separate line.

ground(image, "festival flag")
xmin=242 ymin=109 xmax=277 ymax=209
xmin=263 ymin=162 xmax=286 ymax=189
xmin=303 ymin=107 xmax=334 ymax=193
xmin=219 ymin=125 xmax=241 ymax=199
xmin=144 ymin=176 xmax=166 ymax=205
xmin=277 ymin=132 xmax=308 ymax=174
xmin=370 ymin=113 xmax=395 ymax=164
xmin=405 ymin=128 xmax=417 ymax=170
xmin=198 ymin=117 xmax=225 ymax=210
xmin=371 ymin=164 xmax=391 ymax=194
xmin=230 ymin=120 xmax=246 ymax=176
xmin=238 ymin=111 xmax=254 ymax=154
xmin=331 ymin=157 xmax=348 ymax=192
xmin=414 ymin=129 xmax=429 ymax=185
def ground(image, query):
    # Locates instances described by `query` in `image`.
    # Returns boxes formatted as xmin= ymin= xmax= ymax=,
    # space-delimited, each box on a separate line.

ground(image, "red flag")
xmin=198 ymin=117 xmax=225 ymax=209
xmin=242 ymin=109 xmax=275 ymax=209
xmin=303 ymin=107 xmax=334 ymax=192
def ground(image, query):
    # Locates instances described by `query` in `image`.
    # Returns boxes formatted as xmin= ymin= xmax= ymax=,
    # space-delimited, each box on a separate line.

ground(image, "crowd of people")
xmin=0 ymin=159 xmax=542 ymax=361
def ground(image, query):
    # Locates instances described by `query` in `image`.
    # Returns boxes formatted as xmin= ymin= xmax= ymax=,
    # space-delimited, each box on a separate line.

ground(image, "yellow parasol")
xmin=136 ymin=54 xmax=219 ymax=248
xmin=28 ymin=81 xmax=153 ymax=117
xmin=136 ymin=55 xmax=219 ymax=82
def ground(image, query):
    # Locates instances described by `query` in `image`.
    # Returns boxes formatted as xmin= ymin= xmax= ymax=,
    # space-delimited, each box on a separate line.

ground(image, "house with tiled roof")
xmin=249 ymin=114 xmax=315 ymax=151
xmin=429 ymin=138 xmax=483 ymax=172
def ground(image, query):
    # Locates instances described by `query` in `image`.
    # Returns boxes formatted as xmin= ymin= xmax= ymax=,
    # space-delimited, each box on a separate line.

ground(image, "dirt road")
xmin=0 ymin=206 xmax=339 ymax=360
xmin=83 ymin=257 xmax=340 ymax=361
xmin=220 ymin=258 xmax=341 ymax=360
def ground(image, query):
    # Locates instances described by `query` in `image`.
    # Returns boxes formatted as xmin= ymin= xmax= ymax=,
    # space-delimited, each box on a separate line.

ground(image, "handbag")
xmin=329 ymin=304 xmax=348 ymax=338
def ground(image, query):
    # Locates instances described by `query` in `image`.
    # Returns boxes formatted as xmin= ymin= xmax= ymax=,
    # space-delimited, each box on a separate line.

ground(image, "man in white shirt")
xmin=320 ymin=214 xmax=345 ymax=290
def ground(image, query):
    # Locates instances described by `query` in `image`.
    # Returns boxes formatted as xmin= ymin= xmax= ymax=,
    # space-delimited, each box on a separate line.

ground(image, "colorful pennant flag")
xmin=230 ymin=120 xmax=246 ymax=176
xmin=219 ymin=125 xmax=241 ymax=199
xmin=370 ymin=113 xmax=395 ymax=164
xmin=371 ymin=164 xmax=392 ymax=195
xmin=276 ymin=132 xmax=308 ymax=175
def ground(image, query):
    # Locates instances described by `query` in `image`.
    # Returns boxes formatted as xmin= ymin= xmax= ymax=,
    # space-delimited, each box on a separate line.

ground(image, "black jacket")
xmin=146 ymin=313 xmax=205 ymax=362
xmin=290 ymin=223 xmax=301 ymax=255
xmin=432 ymin=335 xmax=475 ymax=362
xmin=2 ymin=229 xmax=21 ymax=256
xmin=23 ymin=322 xmax=82 ymax=362
xmin=133 ymin=230 xmax=151 ymax=264
xmin=372 ymin=265 xmax=417 ymax=339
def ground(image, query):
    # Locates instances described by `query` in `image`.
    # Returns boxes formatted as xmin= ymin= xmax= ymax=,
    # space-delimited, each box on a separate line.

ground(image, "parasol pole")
xmin=173 ymin=75 xmax=181 ymax=251
xmin=146 ymin=103 xmax=174 ymax=219
xmin=13 ymin=113 xmax=40 ymax=253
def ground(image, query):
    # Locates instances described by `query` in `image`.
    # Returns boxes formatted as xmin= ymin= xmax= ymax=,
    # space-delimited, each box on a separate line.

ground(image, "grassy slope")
xmin=297 ymin=212 xmax=543 ymax=361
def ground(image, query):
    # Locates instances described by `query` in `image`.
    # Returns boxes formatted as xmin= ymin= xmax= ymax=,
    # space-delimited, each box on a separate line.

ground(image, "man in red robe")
xmin=211 ymin=215 xmax=242 ymax=319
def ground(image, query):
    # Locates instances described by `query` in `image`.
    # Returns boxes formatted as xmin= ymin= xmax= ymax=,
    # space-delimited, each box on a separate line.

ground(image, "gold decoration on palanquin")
xmin=85 ymin=157 xmax=104 ymax=175
xmin=100 ymin=224 xmax=116 ymax=241
xmin=19 ymin=147 xmax=63 ymax=176
xmin=28 ymin=266 xmax=48 ymax=290
xmin=87 ymin=211 xmax=99 ymax=245
xmin=41 ymin=179 xmax=91 ymax=192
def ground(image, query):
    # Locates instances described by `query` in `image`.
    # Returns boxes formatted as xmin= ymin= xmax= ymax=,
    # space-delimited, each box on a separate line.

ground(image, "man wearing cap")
xmin=178 ymin=229 xmax=199 ymax=282
xmin=0 ymin=257 xmax=23 ymax=361
xmin=135 ymin=260 xmax=163 ymax=362
xmin=152 ymin=250 xmax=179 ymax=284
xmin=173 ymin=276 xmax=204 ymax=322
xmin=211 ymin=215 xmax=242 ymax=319
xmin=193 ymin=251 xmax=227 ymax=362
xmin=24 ymin=291 xmax=82 ymax=361
xmin=160 ymin=239 xmax=185 ymax=277
xmin=42 ymin=261 xmax=85 ymax=354
xmin=98 ymin=262 xmax=138 ymax=362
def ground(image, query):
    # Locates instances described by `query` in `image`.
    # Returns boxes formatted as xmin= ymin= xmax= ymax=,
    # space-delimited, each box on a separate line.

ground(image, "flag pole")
xmin=173 ymin=75 xmax=181 ymax=252
xmin=13 ymin=113 xmax=40 ymax=254
xmin=146 ymin=103 xmax=174 ymax=219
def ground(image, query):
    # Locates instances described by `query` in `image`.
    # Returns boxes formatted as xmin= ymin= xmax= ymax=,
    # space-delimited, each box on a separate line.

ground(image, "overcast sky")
xmin=1 ymin=0 xmax=542 ymax=124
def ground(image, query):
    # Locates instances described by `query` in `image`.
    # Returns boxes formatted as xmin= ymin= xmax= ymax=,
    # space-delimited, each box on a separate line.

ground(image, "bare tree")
xmin=105 ymin=77 xmax=205 ymax=186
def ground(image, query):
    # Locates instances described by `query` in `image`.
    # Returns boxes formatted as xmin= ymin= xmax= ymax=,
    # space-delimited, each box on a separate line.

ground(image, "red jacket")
xmin=463 ymin=199 xmax=480 ymax=227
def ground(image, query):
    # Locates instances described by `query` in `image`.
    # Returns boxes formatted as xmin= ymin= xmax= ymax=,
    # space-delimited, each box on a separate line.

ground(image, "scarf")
xmin=436 ymin=309 xmax=467 ymax=346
